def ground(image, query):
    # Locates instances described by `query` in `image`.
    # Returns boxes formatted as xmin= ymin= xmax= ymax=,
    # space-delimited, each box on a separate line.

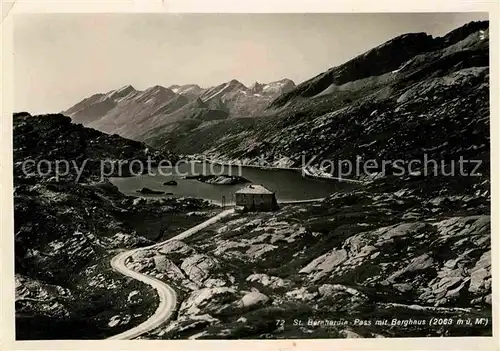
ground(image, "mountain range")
xmin=65 ymin=78 xmax=296 ymax=140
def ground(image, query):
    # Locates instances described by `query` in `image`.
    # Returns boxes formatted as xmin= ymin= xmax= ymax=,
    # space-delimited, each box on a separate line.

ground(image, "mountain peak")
xmin=135 ymin=85 xmax=176 ymax=103
xmin=104 ymin=84 xmax=138 ymax=101
xmin=144 ymin=85 xmax=174 ymax=95
xmin=228 ymin=79 xmax=247 ymax=89
xmin=117 ymin=84 xmax=136 ymax=92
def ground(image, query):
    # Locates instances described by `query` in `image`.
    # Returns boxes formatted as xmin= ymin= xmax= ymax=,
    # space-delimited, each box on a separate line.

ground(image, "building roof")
xmin=235 ymin=184 xmax=274 ymax=195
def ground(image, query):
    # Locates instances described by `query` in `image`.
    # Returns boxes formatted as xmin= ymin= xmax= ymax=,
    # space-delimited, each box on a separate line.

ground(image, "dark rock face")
xmin=164 ymin=180 xmax=178 ymax=186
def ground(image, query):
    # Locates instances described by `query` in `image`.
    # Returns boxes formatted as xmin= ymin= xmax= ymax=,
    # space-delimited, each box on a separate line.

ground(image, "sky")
xmin=14 ymin=12 xmax=488 ymax=114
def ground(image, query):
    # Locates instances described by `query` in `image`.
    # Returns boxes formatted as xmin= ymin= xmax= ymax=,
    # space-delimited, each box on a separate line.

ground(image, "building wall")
xmin=235 ymin=193 xmax=277 ymax=211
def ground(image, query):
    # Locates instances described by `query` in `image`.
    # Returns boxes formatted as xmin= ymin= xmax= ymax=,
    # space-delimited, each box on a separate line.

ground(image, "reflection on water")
xmin=110 ymin=162 xmax=354 ymax=204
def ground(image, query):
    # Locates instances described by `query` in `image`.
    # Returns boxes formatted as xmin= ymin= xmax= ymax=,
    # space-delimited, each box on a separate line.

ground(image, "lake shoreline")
xmin=110 ymin=159 xmax=356 ymax=205
xmin=200 ymin=158 xmax=366 ymax=184
xmin=184 ymin=156 xmax=365 ymax=183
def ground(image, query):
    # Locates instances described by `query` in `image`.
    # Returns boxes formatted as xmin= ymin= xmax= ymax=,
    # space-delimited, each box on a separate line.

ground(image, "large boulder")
xmin=180 ymin=254 xmax=219 ymax=286
xmin=180 ymin=287 xmax=237 ymax=316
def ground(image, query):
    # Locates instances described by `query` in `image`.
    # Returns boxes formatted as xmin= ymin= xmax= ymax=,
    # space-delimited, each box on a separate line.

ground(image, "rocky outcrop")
xmin=180 ymin=254 xmax=220 ymax=286
xmin=246 ymin=274 xmax=291 ymax=289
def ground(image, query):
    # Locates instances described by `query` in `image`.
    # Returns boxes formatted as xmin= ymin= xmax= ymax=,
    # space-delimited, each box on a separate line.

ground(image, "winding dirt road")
xmin=107 ymin=208 xmax=235 ymax=340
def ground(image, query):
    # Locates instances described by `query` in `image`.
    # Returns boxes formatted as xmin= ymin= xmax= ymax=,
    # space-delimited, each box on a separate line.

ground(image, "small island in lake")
xmin=185 ymin=174 xmax=249 ymax=185
xmin=163 ymin=180 xmax=178 ymax=186
xmin=136 ymin=187 xmax=166 ymax=195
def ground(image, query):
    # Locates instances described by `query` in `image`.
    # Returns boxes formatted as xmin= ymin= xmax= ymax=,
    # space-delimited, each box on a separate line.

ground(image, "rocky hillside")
xmin=13 ymin=113 xmax=215 ymax=339
xmin=127 ymin=175 xmax=491 ymax=339
xmin=14 ymin=112 xmax=178 ymax=181
xmin=149 ymin=20 xmax=489 ymax=176
xmin=64 ymin=78 xmax=296 ymax=141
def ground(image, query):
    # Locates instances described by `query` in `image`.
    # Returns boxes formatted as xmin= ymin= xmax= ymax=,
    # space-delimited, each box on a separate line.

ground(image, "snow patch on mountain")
xmin=169 ymin=84 xmax=205 ymax=96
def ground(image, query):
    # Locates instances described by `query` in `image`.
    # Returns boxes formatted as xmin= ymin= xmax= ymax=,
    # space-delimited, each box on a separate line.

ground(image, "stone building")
xmin=235 ymin=184 xmax=278 ymax=211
